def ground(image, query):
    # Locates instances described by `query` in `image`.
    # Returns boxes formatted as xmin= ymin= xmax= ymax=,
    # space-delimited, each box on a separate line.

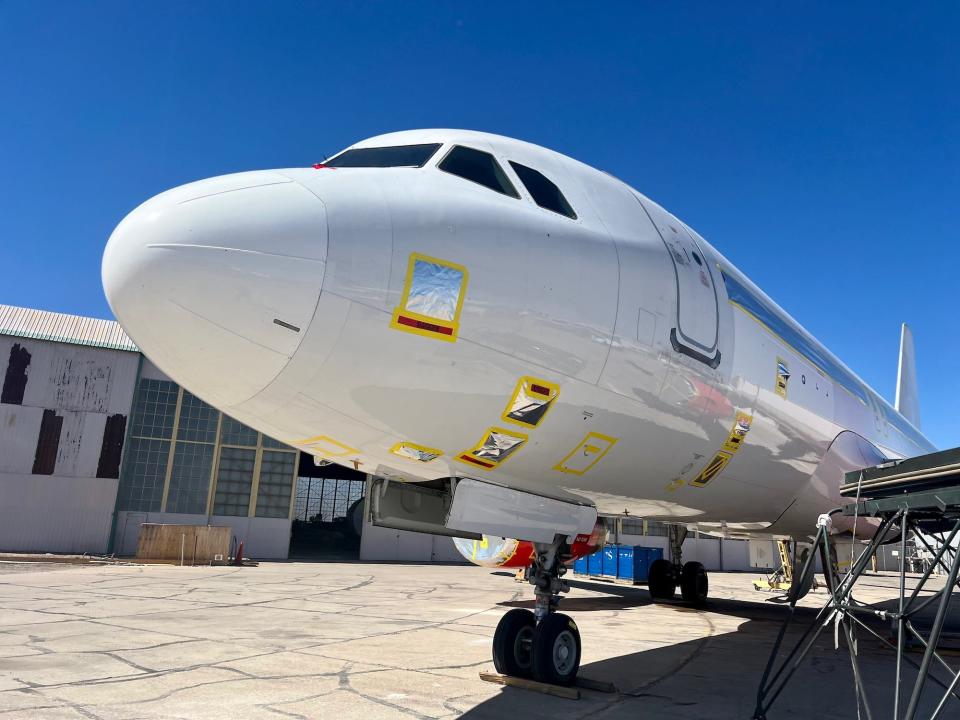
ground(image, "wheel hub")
xmin=553 ymin=631 xmax=576 ymax=674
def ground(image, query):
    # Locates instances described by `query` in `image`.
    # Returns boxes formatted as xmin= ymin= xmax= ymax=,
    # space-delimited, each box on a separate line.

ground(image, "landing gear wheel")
xmin=492 ymin=609 xmax=536 ymax=678
xmin=680 ymin=561 xmax=708 ymax=605
xmin=531 ymin=613 xmax=581 ymax=686
xmin=648 ymin=558 xmax=677 ymax=600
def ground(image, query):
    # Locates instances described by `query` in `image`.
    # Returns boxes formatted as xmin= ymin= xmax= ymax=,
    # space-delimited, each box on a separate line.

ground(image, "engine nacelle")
xmin=453 ymin=521 xmax=608 ymax=568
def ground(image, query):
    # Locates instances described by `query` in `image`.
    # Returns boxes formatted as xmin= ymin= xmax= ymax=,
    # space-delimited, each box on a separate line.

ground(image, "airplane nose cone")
xmin=102 ymin=171 xmax=327 ymax=407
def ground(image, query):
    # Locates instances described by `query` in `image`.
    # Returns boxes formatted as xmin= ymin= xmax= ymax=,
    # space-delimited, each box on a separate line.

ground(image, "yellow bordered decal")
xmin=722 ymin=411 xmax=753 ymax=454
xmin=688 ymin=451 xmax=732 ymax=487
xmin=390 ymin=441 xmax=443 ymax=463
xmin=390 ymin=252 xmax=469 ymax=343
xmin=500 ymin=376 xmax=561 ymax=428
xmin=775 ymin=357 xmax=790 ymax=399
xmin=553 ymin=432 xmax=618 ymax=476
xmin=455 ymin=426 xmax=528 ymax=471
xmin=290 ymin=435 xmax=359 ymax=457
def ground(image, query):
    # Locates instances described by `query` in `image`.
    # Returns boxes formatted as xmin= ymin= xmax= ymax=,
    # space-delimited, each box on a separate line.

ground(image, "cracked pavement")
xmin=0 ymin=561 xmax=951 ymax=718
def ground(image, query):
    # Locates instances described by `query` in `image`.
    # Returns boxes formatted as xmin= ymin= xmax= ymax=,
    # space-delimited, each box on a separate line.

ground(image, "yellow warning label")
xmin=775 ymin=357 xmax=790 ymax=399
xmin=689 ymin=451 xmax=732 ymax=487
xmin=721 ymin=411 xmax=753 ymax=454
xmin=501 ymin=376 xmax=561 ymax=428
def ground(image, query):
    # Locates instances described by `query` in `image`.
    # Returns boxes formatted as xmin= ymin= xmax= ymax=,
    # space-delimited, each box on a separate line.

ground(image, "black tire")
xmin=648 ymin=558 xmax=677 ymax=600
xmin=492 ymin=609 xmax=536 ymax=677
xmin=680 ymin=561 xmax=708 ymax=605
xmin=531 ymin=613 xmax=581 ymax=686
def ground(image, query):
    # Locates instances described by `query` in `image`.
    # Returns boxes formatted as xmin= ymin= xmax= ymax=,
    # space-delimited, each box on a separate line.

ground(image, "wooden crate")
xmin=136 ymin=524 xmax=231 ymax=565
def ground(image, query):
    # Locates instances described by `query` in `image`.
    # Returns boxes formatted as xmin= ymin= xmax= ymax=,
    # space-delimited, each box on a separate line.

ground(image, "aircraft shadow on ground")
xmin=460 ymin=577 xmax=958 ymax=720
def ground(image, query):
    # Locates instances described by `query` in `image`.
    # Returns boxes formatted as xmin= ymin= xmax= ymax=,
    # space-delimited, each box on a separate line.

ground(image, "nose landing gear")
xmin=492 ymin=537 xmax=582 ymax=686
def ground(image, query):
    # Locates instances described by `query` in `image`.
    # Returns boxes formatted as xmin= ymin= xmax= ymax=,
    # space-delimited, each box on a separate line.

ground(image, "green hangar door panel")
xmin=638 ymin=196 xmax=720 ymax=367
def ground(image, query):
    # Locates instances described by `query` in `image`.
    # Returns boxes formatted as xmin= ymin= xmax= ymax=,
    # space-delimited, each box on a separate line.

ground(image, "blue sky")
xmin=1 ymin=3 xmax=957 ymax=447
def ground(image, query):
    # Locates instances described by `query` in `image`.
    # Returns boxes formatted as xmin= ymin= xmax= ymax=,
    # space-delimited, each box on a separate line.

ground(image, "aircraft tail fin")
xmin=895 ymin=323 xmax=920 ymax=428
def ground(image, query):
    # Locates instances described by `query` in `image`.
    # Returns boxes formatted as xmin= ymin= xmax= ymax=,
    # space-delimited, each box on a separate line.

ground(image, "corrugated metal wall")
xmin=0 ymin=335 xmax=138 ymax=554
xmin=0 ymin=304 xmax=138 ymax=352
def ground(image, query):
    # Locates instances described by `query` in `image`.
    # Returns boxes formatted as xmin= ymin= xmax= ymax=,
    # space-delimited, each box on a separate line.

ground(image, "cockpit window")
xmin=509 ymin=162 xmax=577 ymax=219
xmin=326 ymin=143 xmax=441 ymax=168
xmin=437 ymin=146 xmax=520 ymax=198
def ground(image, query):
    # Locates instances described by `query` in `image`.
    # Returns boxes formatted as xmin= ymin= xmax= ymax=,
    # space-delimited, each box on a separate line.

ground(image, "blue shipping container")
xmin=616 ymin=546 xmax=664 ymax=583
xmin=602 ymin=545 xmax=620 ymax=577
xmin=573 ymin=556 xmax=589 ymax=576
xmin=587 ymin=550 xmax=603 ymax=576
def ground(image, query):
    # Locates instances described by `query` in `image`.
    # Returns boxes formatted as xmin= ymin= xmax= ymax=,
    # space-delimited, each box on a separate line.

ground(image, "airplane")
xmin=102 ymin=129 xmax=935 ymax=686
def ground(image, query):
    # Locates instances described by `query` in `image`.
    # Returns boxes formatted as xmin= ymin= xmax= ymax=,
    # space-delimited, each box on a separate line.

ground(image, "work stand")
xmin=753 ymin=452 xmax=960 ymax=720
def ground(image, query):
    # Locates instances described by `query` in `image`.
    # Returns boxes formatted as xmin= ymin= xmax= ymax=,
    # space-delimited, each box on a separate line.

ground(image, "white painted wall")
xmin=0 ymin=473 xmax=119 ymax=554
xmin=0 ymin=337 xmax=138 ymax=555
xmin=359 ymin=511 xmax=465 ymax=563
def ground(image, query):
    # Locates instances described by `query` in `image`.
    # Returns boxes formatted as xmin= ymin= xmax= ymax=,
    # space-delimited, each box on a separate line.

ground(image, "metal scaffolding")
xmin=753 ymin=475 xmax=960 ymax=720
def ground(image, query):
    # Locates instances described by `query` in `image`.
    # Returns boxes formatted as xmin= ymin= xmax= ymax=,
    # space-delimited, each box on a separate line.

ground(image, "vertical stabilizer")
xmin=895 ymin=323 xmax=920 ymax=428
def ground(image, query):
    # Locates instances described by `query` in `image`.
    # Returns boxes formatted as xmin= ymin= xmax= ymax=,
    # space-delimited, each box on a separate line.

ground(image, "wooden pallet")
xmin=479 ymin=672 xmax=618 ymax=700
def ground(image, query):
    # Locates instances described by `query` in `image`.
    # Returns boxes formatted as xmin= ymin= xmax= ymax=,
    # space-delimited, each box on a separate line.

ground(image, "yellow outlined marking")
xmin=553 ymin=432 xmax=618 ymax=476
xmin=390 ymin=252 xmax=469 ymax=343
xmin=775 ymin=357 xmax=789 ymax=399
xmin=290 ymin=435 xmax=359 ymax=457
xmin=685 ymin=411 xmax=753 ymax=489
xmin=689 ymin=451 xmax=732 ymax=487
xmin=501 ymin=376 xmax=561 ymax=428
xmin=390 ymin=441 xmax=443 ymax=463
xmin=455 ymin=426 xmax=528 ymax=471
xmin=722 ymin=411 xmax=753 ymax=454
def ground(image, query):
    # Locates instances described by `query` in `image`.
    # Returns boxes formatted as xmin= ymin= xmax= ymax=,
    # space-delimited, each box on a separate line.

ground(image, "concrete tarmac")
xmin=0 ymin=561 xmax=955 ymax=719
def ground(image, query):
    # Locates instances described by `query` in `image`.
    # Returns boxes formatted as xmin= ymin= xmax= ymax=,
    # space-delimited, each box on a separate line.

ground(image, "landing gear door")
xmin=638 ymin=197 xmax=721 ymax=367
xmin=367 ymin=477 xmax=481 ymax=540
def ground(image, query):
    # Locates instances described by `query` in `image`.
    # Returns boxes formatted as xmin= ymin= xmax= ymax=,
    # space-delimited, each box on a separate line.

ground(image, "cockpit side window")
xmin=437 ymin=146 xmax=520 ymax=198
xmin=508 ymin=161 xmax=577 ymax=219
xmin=326 ymin=143 xmax=441 ymax=168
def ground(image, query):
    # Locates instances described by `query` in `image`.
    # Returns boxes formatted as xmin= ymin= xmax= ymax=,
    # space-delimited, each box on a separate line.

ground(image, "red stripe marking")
xmin=398 ymin=315 xmax=454 ymax=335
xmin=459 ymin=454 xmax=495 ymax=468
xmin=530 ymin=383 xmax=551 ymax=396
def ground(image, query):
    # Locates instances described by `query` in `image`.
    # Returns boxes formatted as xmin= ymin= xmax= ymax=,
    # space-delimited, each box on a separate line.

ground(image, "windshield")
xmin=325 ymin=143 xmax=441 ymax=168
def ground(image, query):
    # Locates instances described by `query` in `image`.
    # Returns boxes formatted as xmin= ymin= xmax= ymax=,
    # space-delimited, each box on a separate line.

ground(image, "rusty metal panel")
xmin=0 ymin=304 xmax=138 ymax=352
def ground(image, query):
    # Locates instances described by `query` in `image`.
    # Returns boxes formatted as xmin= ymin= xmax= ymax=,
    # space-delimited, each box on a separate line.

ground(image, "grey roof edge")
xmin=0 ymin=304 xmax=140 ymax=353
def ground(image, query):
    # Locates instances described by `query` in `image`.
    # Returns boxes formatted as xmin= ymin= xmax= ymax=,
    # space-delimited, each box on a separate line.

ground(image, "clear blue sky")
xmin=1 ymin=3 xmax=957 ymax=448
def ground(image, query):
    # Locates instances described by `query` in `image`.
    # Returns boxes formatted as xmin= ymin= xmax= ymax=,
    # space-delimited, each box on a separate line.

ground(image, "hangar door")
xmin=638 ymin=197 xmax=720 ymax=367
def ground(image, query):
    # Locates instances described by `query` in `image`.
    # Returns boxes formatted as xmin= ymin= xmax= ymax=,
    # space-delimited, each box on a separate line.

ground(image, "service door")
xmin=638 ymin=197 xmax=720 ymax=366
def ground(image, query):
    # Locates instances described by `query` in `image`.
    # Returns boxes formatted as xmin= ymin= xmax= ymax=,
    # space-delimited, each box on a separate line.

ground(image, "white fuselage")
xmin=102 ymin=130 xmax=934 ymax=540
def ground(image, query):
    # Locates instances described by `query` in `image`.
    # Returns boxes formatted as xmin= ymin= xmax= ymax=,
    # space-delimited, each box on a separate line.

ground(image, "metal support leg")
xmin=904 ymin=518 xmax=960 ymax=720
xmin=668 ymin=524 xmax=687 ymax=569
xmin=528 ymin=536 xmax=570 ymax=624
